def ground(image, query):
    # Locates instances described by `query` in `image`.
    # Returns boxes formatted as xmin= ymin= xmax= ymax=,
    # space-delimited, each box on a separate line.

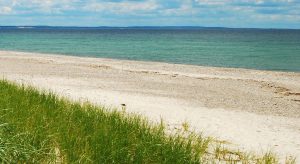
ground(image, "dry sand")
xmin=1 ymin=50 xmax=300 ymax=160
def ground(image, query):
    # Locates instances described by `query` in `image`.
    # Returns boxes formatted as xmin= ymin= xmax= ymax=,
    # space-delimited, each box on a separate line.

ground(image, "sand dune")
xmin=1 ymin=50 xmax=300 ymax=161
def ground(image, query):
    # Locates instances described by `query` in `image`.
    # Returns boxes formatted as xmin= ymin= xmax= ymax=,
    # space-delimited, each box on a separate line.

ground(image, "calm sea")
xmin=0 ymin=27 xmax=299 ymax=72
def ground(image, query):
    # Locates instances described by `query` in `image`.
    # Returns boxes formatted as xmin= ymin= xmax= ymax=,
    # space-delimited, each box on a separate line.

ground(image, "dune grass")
xmin=0 ymin=79 xmax=295 ymax=163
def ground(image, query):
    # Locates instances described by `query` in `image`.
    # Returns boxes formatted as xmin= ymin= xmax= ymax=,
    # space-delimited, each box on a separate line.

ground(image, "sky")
xmin=0 ymin=0 xmax=299 ymax=29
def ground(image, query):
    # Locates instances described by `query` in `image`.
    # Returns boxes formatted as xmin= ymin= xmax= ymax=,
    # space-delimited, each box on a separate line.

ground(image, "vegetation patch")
xmin=0 ymin=80 xmax=295 ymax=163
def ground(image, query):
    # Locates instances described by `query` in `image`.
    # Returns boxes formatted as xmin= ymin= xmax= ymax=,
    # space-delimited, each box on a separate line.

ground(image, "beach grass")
xmin=0 ymin=79 xmax=294 ymax=163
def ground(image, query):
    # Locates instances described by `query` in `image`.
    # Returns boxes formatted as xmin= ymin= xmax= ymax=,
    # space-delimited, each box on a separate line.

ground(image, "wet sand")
xmin=1 ymin=50 xmax=300 ymax=160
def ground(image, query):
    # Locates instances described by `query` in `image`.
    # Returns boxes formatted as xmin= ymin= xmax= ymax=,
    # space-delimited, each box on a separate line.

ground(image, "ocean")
xmin=0 ymin=27 xmax=299 ymax=72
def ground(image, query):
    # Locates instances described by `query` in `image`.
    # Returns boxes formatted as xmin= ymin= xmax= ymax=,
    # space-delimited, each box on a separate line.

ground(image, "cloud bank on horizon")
xmin=0 ymin=0 xmax=299 ymax=28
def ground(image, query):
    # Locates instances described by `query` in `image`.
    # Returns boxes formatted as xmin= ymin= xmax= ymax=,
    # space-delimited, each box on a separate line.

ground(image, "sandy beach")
xmin=1 ymin=50 xmax=300 ymax=160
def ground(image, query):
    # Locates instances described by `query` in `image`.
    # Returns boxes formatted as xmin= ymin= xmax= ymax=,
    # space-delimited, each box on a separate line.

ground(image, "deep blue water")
xmin=0 ymin=27 xmax=299 ymax=72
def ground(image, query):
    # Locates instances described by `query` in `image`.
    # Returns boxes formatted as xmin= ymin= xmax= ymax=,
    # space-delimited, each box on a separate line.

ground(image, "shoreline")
xmin=2 ymin=49 xmax=299 ymax=73
xmin=1 ymin=50 xmax=300 ymax=161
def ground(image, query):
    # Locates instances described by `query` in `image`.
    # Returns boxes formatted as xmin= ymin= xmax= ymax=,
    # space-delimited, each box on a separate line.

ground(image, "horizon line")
xmin=0 ymin=25 xmax=299 ymax=30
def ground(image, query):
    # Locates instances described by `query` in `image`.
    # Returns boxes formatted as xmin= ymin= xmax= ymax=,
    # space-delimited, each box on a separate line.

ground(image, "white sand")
xmin=1 ymin=50 xmax=300 ymax=161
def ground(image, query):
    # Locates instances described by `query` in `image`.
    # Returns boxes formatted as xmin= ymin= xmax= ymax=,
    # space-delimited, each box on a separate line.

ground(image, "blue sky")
xmin=0 ymin=0 xmax=299 ymax=28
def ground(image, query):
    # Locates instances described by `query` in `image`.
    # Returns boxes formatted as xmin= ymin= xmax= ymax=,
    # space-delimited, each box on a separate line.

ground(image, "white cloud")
xmin=84 ymin=0 xmax=159 ymax=14
xmin=0 ymin=6 xmax=12 ymax=14
xmin=0 ymin=0 xmax=78 ymax=14
xmin=161 ymin=0 xmax=197 ymax=16
xmin=194 ymin=0 xmax=230 ymax=5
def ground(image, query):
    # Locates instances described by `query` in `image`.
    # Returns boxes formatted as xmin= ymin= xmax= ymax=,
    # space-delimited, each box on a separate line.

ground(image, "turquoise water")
xmin=0 ymin=27 xmax=299 ymax=72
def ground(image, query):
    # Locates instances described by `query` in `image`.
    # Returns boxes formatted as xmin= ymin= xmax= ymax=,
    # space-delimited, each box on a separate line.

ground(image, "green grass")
xmin=0 ymin=79 xmax=295 ymax=163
